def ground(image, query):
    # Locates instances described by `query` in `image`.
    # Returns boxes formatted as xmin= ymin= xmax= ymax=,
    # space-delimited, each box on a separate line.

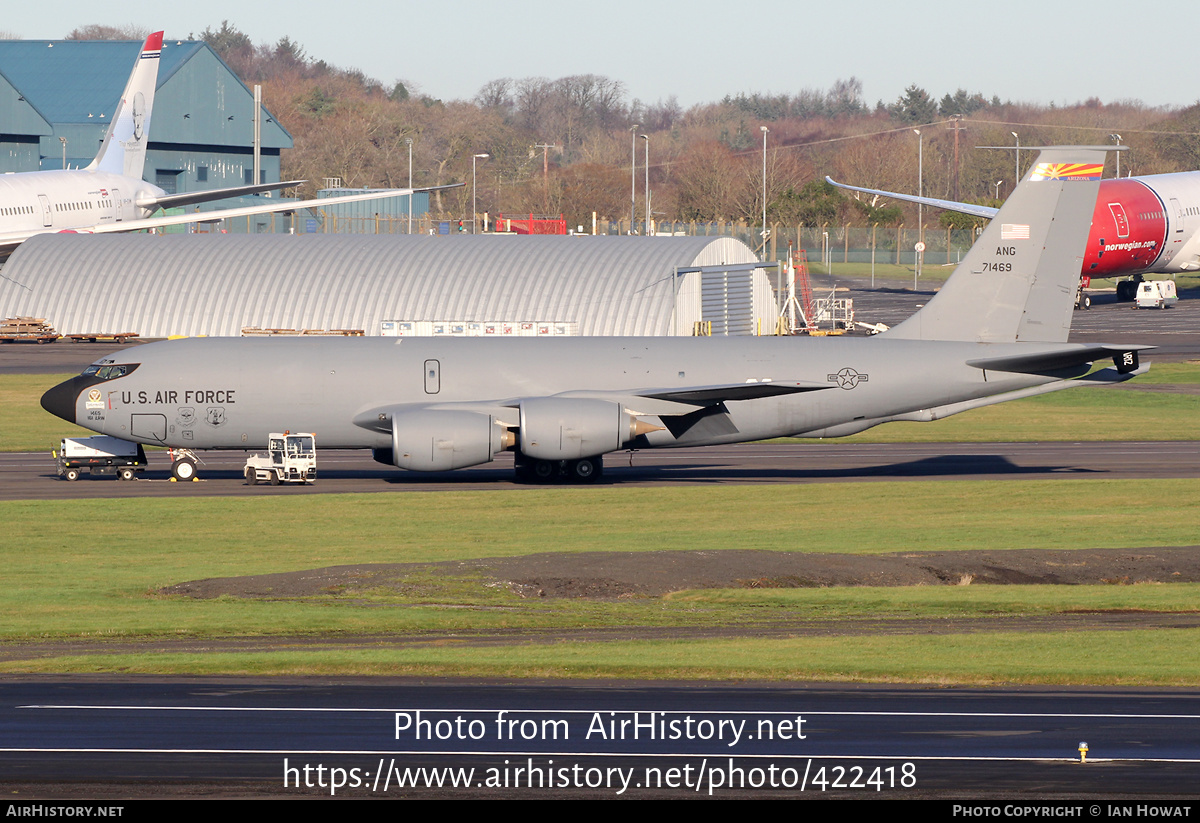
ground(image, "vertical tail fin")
xmin=85 ymin=31 xmax=162 ymax=178
xmin=885 ymin=147 xmax=1108 ymax=344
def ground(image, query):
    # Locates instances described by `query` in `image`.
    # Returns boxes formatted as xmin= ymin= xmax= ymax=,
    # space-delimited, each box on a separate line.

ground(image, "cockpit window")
xmin=80 ymin=364 xmax=139 ymax=380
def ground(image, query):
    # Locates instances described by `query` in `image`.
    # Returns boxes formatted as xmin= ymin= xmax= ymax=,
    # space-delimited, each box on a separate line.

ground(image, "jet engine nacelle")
xmin=519 ymin=397 xmax=644 ymax=460
xmin=390 ymin=409 xmax=511 ymax=471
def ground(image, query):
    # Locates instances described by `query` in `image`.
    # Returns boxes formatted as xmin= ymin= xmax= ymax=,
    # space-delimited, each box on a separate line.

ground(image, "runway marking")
xmin=22 ymin=705 xmax=1200 ymax=720
xmin=0 ymin=747 xmax=1197 ymax=763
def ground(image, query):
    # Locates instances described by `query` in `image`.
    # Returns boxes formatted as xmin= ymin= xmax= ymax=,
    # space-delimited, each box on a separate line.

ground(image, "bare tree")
xmin=65 ymin=24 xmax=150 ymax=40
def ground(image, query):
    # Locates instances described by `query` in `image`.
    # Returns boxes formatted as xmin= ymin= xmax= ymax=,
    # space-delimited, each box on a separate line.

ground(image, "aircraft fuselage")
xmin=43 ymin=335 xmax=1082 ymax=455
xmin=1084 ymin=173 xmax=1200 ymax=278
xmin=0 ymin=169 xmax=162 ymax=237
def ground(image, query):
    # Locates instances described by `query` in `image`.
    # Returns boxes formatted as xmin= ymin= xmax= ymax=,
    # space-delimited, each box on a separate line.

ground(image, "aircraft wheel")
xmin=1116 ymin=281 xmax=1134 ymax=301
xmin=245 ymin=468 xmax=257 ymax=486
xmin=64 ymin=468 xmax=80 ymax=482
xmin=1082 ymin=295 xmax=1091 ymax=310
xmin=570 ymin=458 xmax=600 ymax=483
xmin=171 ymin=458 xmax=197 ymax=482
xmin=118 ymin=467 xmax=136 ymax=481
xmin=269 ymin=471 xmax=281 ymax=486
xmin=532 ymin=460 xmax=556 ymax=483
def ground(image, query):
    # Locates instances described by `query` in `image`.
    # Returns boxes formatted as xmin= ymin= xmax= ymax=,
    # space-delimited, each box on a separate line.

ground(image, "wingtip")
xmin=143 ymin=31 xmax=164 ymax=53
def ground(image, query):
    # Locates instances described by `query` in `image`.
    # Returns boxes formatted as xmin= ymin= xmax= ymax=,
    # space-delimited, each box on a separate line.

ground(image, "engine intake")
xmin=390 ymin=410 xmax=511 ymax=471
xmin=519 ymin=398 xmax=654 ymax=460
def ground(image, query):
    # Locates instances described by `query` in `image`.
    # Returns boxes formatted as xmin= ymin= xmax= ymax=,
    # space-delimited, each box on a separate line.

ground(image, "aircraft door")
xmin=112 ymin=188 xmax=122 ymax=222
xmin=131 ymin=413 xmax=167 ymax=443
xmin=1170 ymin=198 xmax=1184 ymax=234
xmin=424 ymin=359 xmax=440 ymax=394
xmin=38 ymin=194 xmax=52 ymax=227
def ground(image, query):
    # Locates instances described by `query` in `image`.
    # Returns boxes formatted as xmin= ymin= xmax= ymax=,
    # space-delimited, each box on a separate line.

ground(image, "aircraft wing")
xmin=825 ymin=176 xmax=1000 ymax=219
xmin=137 ymin=180 xmax=307 ymax=210
xmin=351 ymin=380 xmax=834 ymax=434
xmin=0 ymin=182 xmax=465 ymax=262
xmin=88 ymin=183 xmax=465 ymax=236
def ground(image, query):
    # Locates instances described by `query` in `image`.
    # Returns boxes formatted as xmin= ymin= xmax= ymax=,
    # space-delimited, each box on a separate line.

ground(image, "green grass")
xmin=7 ymin=629 xmax=1199 ymax=685
xmin=808 ymin=261 xmax=951 ymax=285
xmin=1 ymin=479 xmax=1199 ymax=685
xmin=1 ymin=374 xmax=92 ymax=452
xmin=831 ymin=383 xmax=1200 ymax=443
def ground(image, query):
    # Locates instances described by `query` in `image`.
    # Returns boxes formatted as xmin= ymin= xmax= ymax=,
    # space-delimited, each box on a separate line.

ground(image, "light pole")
xmin=641 ymin=134 xmax=650 ymax=236
xmin=59 ymin=136 xmax=67 ymax=170
xmin=472 ymin=153 xmax=489 ymax=234
xmin=630 ymin=124 xmax=639 ymax=233
xmin=1012 ymin=132 xmax=1020 ymax=188
xmin=405 ymin=137 xmax=413 ymax=234
xmin=995 ymin=180 xmax=1003 ymax=200
xmin=760 ymin=126 xmax=769 ymax=255
xmin=914 ymin=128 xmax=923 ymax=287
xmin=1111 ymin=133 xmax=1123 ymax=178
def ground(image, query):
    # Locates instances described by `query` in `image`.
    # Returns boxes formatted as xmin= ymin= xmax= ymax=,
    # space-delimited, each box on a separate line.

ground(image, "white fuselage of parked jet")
xmin=0 ymin=168 xmax=156 ymax=235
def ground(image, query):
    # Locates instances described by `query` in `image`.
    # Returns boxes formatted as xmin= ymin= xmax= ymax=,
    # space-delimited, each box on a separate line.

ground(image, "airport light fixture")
xmin=995 ymin=180 xmax=1003 ymax=199
xmin=641 ymin=134 xmax=650 ymax=236
xmin=1111 ymin=134 xmax=1122 ymax=178
xmin=1012 ymin=132 xmax=1020 ymax=189
xmin=761 ymin=126 xmax=769 ymax=251
xmin=472 ymin=153 xmax=489 ymax=234
xmin=914 ymin=129 xmax=923 ymax=286
xmin=59 ymin=137 xmax=67 ymax=170
xmin=630 ymin=125 xmax=639 ymax=232
xmin=405 ymin=137 xmax=415 ymax=235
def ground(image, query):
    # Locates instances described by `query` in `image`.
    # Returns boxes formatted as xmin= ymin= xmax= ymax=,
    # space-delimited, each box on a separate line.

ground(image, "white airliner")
xmin=0 ymin=31 xmax=456 ymax=262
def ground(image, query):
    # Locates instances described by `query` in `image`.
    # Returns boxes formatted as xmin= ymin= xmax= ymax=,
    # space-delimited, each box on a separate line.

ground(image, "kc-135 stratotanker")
xmin=42 ymin=147 xmax=1149 ymax=483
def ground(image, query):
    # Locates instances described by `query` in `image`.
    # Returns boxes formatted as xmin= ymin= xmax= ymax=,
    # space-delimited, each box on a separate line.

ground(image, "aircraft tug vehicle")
xmin=243 ymin=433 xmax=317 ymax=485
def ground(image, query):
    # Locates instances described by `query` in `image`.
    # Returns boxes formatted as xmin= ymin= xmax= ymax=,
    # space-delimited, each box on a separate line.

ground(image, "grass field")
xmin=2 ymin=479 xmax=1198 ymax=683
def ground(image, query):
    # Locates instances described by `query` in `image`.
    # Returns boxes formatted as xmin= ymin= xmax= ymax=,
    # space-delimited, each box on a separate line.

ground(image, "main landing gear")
xmin=514 ymin=454 xmax=604 ymax=484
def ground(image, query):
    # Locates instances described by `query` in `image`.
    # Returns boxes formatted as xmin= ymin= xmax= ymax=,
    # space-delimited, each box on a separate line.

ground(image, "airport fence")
xmin=180 ymin=211 xmax=980 ymax=268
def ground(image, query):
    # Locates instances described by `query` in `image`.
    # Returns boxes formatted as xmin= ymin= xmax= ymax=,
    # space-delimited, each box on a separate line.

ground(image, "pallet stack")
xmin=0 ymin=316 xmax=58 ymax=342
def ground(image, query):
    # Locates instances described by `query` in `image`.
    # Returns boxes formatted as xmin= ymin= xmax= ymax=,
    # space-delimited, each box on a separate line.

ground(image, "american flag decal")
xmin=1029 ymin=163 xmax=1104 ymax=182
xmin=1001 ymin=224 xmax=1030 ymax=240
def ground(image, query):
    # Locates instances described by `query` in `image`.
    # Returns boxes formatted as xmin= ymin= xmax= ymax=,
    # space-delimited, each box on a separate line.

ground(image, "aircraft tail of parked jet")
xmin=85 ymin=31 xmax=162 ymax=178
xmin=886 ymin=147 xmax=1106 ymax=344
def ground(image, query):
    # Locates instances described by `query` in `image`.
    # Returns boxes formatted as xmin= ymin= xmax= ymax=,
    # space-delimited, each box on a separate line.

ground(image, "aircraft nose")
xmin=40 ymin=377 xmax=83 ymax=423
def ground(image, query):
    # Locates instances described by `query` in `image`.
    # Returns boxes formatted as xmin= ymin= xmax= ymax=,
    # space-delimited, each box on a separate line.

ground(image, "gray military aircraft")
xmin=42 ymin=147 xmax=1149 ymax=484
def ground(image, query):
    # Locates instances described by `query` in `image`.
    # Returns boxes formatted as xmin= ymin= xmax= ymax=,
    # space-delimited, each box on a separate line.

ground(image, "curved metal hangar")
xmin=0 ymin=233 xmax=778 ymax=338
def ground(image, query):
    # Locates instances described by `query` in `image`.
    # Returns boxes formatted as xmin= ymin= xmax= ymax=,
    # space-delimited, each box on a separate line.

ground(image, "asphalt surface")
xmin=4 ymin=441 xmax=1199 ymax=500
xmin=3 ymin=678 xmax=1198 ymax=798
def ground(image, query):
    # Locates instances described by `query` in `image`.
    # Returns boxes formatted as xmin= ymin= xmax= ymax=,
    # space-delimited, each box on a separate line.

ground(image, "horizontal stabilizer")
xmin=89 ymin=183 xmax=465 ymax=236
xmin=139 ymin=180 xmax=307 ymax=210
xmin=966 ymin=345 xmax=1153 ymax=376
xmin=825 ymin=176 xmax=999 ymax=219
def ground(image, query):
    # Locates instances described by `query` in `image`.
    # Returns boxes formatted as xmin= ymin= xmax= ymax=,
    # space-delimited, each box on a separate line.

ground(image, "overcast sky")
xmin=5 ymin=0 xmax=1194 ymax=111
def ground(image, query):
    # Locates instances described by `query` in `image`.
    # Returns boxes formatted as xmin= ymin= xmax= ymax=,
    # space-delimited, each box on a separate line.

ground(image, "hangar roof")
xmin=0 ymin=37 xmax=292 ymax=150
xmin=0 ymin=234 xmax=764 ymax=338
